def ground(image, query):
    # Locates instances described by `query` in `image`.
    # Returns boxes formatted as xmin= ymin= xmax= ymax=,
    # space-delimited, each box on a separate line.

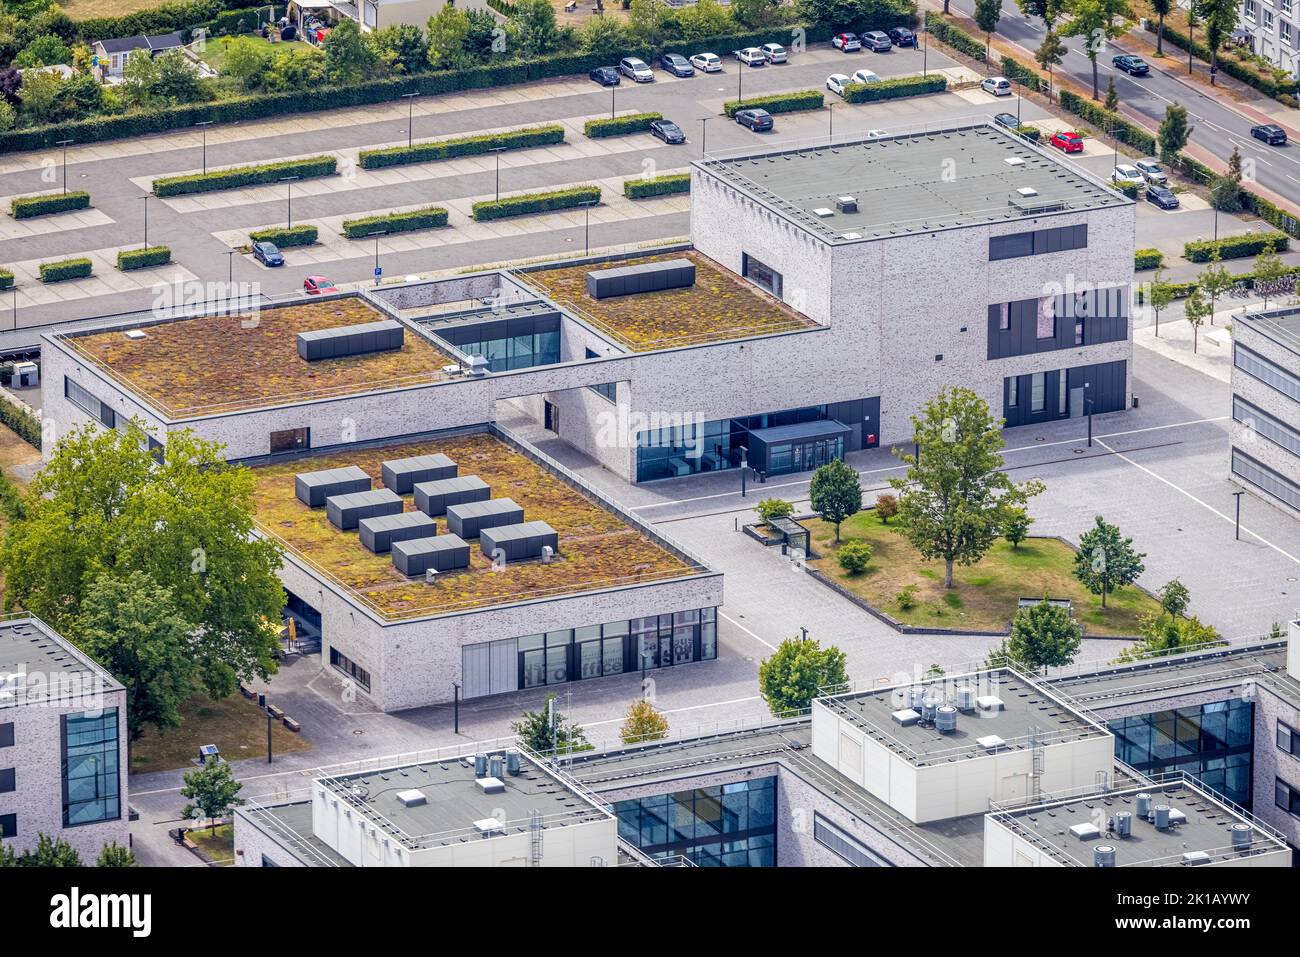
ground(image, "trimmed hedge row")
xmin=1058 ymin=90 xmax=1157 ymax=155
xmin=1185 ymin=231 xmax=1289 ymax=263
xmin=1135 ymin=248 xmax=1164 ymax=271
xmin=342 ymin=207 xmax=449 ymax=238
xmin=11 ymin=191 xmax=91 ymax=219
xmin=1013 ymin=125 xmax=1041 ymax=142
xmin=1143 ymin=21 xmax=1298 ymax=98
xmin=585 ymin=113 xmax=663 ymax=139
xmin=359 ymin=124 xmax=565 ymax=169
xmin=843 ymin=74 xmax=946 ymax=103
xmin=724 ymin=89 xmax=824 ymax=117
xmin=39 ymin=258 xmax=93 ymax=283
xmin=117 ymin=246 xmax=172 ymax=271
xmin=153 ymin=156 xmax=337 ymax=196
xmin=1000 ymin=55 xmax=1045 ymax=93
xmin=0 ymin=395 xmax=40 ymax=449
xmin=250 ymin=225 xmax=317 ymax=246
xmin=624 ymin=173 xmax=690 ymax=199
xmin=925 ymin=13 xmax=986 ymax=62
xmin=472 ymin=185 xmax=601 ymax=222
xmin=0 ymin=268 xmax=12 ymax=289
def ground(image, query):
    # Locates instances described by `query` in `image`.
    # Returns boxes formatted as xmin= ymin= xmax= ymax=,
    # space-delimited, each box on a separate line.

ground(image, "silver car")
xmin=1134 ymin=158 xmax=1168 ymax=186
xmin=760 ymin=43 xmax=788 ymax=63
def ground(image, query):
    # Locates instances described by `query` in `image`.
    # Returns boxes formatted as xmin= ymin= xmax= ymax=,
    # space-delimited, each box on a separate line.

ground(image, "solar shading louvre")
xmin=296 ymin=319 xmax=405 ymax=361
xmin=392 ymin=533 xmax=471 ymax=576
xmin=381 ymin=453 xmax=457 ymax=494
xmin=479 ymin=521 xmax=559 ymax=561
xmin=413 ymin=475 xmax=491 ymax=516
xmin=585 ymin=258 xmax=695 ymax=300
xmin=325 ymin=488 xmax=404 ymax=531
xmin=295 ymin=465 xmax=372 ymax=507
xmin=445 ymin=498 xmax=524 ymax=538
xmin=359 ymin=511 xmax=438 ymax=553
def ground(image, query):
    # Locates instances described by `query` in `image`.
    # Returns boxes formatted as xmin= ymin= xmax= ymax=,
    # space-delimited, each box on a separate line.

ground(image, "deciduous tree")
xmin=758 ymin=636 xmax=847 ymax=713
xmin=1073 ymin=515 xmax=1145 ymax=608
xmin=181 ymin=757 xmax=245 ymax=835
xmin=809 ymin=458 xmax=862 ymax=543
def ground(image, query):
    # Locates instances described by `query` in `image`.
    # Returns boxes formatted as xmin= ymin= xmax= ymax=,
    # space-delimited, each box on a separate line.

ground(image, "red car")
xmin=303 ymin=276 xmax=337 ymax=295
xmin=1049 ymin=130 xmax=1084 ymax=154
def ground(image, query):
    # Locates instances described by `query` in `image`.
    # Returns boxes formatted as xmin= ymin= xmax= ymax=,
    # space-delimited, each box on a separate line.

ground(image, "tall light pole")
xmin=195 ymin=120 xmax=212 ymax=174
xmin=1233 ymin=491 xmax=1244 ymax=540
xmin=737 ymin=62 xmax=744 ymax=106
xmin=139 ymin=193 xmax=151 ymax=248
xmin=226 ymin=250 xmax=235 ymax=308
xmin=922 ymin=20 xmax=928 ymax=75
xmin=610 ymin=83 xmax=616 ymax=119
xmin=367 ymin=230 xmax=384 ymax=285
xmin=490 ymin=147 xmax=504 ymax=201
xmin=281 ymin=176 xmax=298 ymax=228
xmin=401 ymin=92 xmax=416 ymax=149
xmin=699 ymin=116 xmax=710 ymax=157
xmin=56 ymin=139 xmax=72 ymax=194
xmin=827 ymin=101 xmax=835 ymax=144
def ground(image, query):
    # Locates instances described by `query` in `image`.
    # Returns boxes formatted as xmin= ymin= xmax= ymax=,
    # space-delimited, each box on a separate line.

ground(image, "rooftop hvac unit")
xmin=975 ymin=695 xmax=1004 ymax=712
xmin=488 ymin=754 xmax=505 ymax=779
xmin=296 ymin=318 xmax=404 ymax=362
xmin=506 ymin=748 xmax=522 ymax=776
xmin=476 ymin=776 xmax=505 ymax=795
xmin=474 ymin=752 xmax=488 ymax=777
xmin=295 ymin=465 xmax=372 ymax=508
xmin=920 ymin=699 xmax=939 ymax=724
xmin=325 ymin=489 xmax=404 ymax=531
xmin=1069 ymin=822 xmax=1101 ymax=841
xmin=395 ymin=789 xmax=427 ymax=808
xmin=124 ymin=329 xmax=147 ymax=340
xmin=891 ymin=708 xmax=920 ymax=726
xmin=1182 ymin=851 xmax=1211 ymax=866
xmin=1004 ymin=157 xmax=1026 ymax=167
xmin=954 ymin=685 xmax=976 ymax=711
xmin=585 ymin=259 xmax=696 ymax=299
xmin=935 ymin=706 xmax=958 ymax=733
xmin=1153 ymin=805 xmax=1172 ymax=830
xmin=1167 ymin=808 xmax=1186 ymax=827
xmin=392 ymin=534 xmax=471 ymax=577
xmin=906 ymin=685 xmax=926 ymax=711
xmin=813 ymin=207 xmax=835 ymax=218
xmin=1015 ymin=186 xmax=1039 ymax=198
xmin=835 ymin=195 xmax=858 ymax=213
xmin=1230 ymin=823 xmax=1253 ymax=851
xmin=414 ymin=475 xmax=491 ymax=518
xmin=381 ymin=453 xmax=457 ymax=494
xmin=358 ymin=511 xmax=438 ymax=554
xmin=479 ymin=521 xmax=559 ymax=562
xmin=1135 ymin=793 xmax=1152 ymax=818
xmin=1093 ymin=845 xmax=1116 ymax=867
xmin=1111 ymin=811 xmax=1132 ymax=838
xmin=474 ymin=817 xmax=504 ymax=836
xmin=466 ymin=355 xmax=489 ymax=376
xmin=976 ymin=734 xmax=1006 ymax=752
xmin=446 ymin=498 xmax=525 ymax=539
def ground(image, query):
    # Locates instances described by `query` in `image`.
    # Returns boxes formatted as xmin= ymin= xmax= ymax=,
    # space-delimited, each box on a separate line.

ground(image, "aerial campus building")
xmin=0 ymin=616 xmax=129 ymax=861
xmin=1231 ymin=304 xmax=1300 ymax=517
xmin=234 ymin=625 xmax=1300 ymax=867
xmin=37 ymin=121 xmax=1135 ymax=712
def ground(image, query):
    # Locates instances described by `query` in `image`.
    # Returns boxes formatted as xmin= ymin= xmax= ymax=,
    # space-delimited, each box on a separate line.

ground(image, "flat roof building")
xmin=1231 ymin=305 xmax=1300 ymax=517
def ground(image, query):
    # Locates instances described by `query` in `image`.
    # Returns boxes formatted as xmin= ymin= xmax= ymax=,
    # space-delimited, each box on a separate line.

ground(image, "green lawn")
xmin=805 ymin=511 xmax=1161 ymax=636
xmin=130 ymin=691 xmax=311 ymax=773
xmin=196 ymin=36 xmax=310 ymax=74
xmin=188 ymin=823 xmax=235 ymax=866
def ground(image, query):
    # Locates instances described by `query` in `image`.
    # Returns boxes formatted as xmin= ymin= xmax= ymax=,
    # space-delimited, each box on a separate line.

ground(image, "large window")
xmin=0 ymin=723 xmax=11 ymax=748
xmin=584 ymin=349 xmax=617 ymax=403
xmin=1276 ymin=779 xmax=1300 ymax=816
xmin=741 ymin=253 xmax=783 ymax=299
xmin=0 ymin=768 xmax=13 ymax=793
xmin=1234 ymin=396 xmax=1300 ymax=458
xmin=1235 ymin=344 xmax=1300 ymax=403
xmin=989 ymin=224 xmax=1087 ymax=261
xmin=814 ymin=812 xmax=889 ymax=866
xmin=1030 ymin=372 xmax=1046 ymax=412
xmin=0 ymin=814 xmax=14 ymax=840
xmin=614 ymin=777 xmax=776 ymax=866
xmin=329 ymin=648 xmax=370 ymax=692
xmin=1109 ymin=699 xmax=1254 ymax=806
xmin=64 ymin=377 xmax=116 ymax=429
xmin=1233 ymin=448 xmax=1300 ymax=513
xmin=62 ymin=709 xmax=121 ymax=827
xmin=1280 ymin=720 xmax=1299 ymax=757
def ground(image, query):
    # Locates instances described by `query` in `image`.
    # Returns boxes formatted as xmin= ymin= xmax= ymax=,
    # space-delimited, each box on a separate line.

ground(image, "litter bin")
xmin=1131 ymin=395 xmax=1139 ymax=409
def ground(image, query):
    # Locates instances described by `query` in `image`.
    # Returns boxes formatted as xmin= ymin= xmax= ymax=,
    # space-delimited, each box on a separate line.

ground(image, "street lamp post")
xmin=56 ymin=139 xmax=72 ymax=194
xmin=699 ymin=116 xmax=710 ymax=157
xmin=401 ymin=92 xmax=416 ymax=149
xmin=225 ymin=250 xmax=235 ymax=309
xmin=738 ymin=63 xmax=744 ymax=106
xmin=827 ymin=101 xmax=834 ymax=144
xmin=1085 ymin=391 xmax=1094 ymax=448
xmin=367 ymin=230 xmax=384 ymax=285
xmin=611 ymin=84 xmax=616 ymax=119
xmin=922 ymin=21 xmax=928 ymax=75
xmin=453 ymin=683 xmax=460 ymax=733
xmin=195 ymin=120 xmax=212 ymax=174
xmin=139 ymin=193 xmax=150 ymax=248
xmin=739 ymin=446 xmax=749 ymax=497
xmin=490 ymin=147 xmax=505 ymax=202
xmin=281 ymin=176 xmax=298 ymax=228
xmin=1233 ymin=490 xmax=1244 ymax=540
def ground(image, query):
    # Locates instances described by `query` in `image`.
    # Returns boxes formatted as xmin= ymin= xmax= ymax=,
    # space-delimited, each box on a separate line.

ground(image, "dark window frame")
xmin=329 ymin=647 xmax=370 ymax=692
xmin=1280 ymin=720 xmax=1299 ymax=758
xmin=0 ymin=723 xmax=12 ymax=748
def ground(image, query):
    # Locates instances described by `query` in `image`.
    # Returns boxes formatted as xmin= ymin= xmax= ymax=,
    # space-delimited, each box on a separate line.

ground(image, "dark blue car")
xmin=252 ymin=241 xmax=283 ymax=267
xmin=589 ymin=66 xmax=620 ymax=86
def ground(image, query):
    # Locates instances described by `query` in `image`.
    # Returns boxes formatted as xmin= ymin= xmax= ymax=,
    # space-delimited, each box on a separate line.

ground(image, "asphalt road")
xmin=946 ymin=0 xmax=1300 ymax=206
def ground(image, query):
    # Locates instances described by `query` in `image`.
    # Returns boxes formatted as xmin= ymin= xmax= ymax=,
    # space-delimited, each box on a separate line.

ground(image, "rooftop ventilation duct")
xmin=976 ymin=695 xmax=1004 ymax=712
xmin=813 ymin=207 xmax=835 ymax=218
xmin=488 ymin=754 xmax=504 ymax=779
xmin=1015 ymin=186 xmax=1039 ymax=198
xmin=891 ymin=708 xmax=920 ymax=726
xmin=475 ymin=776 xmax=505 ymax=795
xmin=466 ymin=355 xmax=489 ymax=376
xmin=395 ymin=789 xmax=427 ymax=808
xmin=1093 ymin=845 xmax=1116 ymax=867
xmin=124 ymin=329 xmax=147 ymax=340
xmin=474 ymin=752 xmax=488 ymax=778
xmin=835 ymin=195 xmax=858 ymax=213
xmin=935 ymin=706 xmax=958 ymax=733
xmin=1153 ymin=805 xmax=1172 ymax=829
xmin=506 ymin=748 xmax=522 ymax=776
xmin=976 ymin=734 xmax=1006 ymax=752
xmin=1182 ymin=851 xmax=1211 ymax=866
xmin=1230 ymin=823 xmax=1253 ymax=851
xmin=474 ymin=817 xmax=504 ymax=836
xmin=954 ymin=685 xmax=976 ymax=711
xmin=1135 ymin=793 xmax=1152 ymax=818
xmin=1111 ymin=811 xmax=1132 ymax=838
xmin=1069 ymin=822 xmax=1101 ymax=841
xmin=1004 ymin=157 xmax=1026 ymax=167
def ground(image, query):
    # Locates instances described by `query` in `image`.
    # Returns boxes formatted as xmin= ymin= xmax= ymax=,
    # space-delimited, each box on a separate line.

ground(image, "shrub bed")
xmin=1014 ymin=125 xmax=1041 ymax=142
xmin=0 ymin=269 xmax=12 ymax=290
xmin=1134 ymin=248 xmax=1164 ymax=270
xmin=1000 ymin=55 xmax=1045 ymax=93
xmin=584 ymin=113 xmax=663 ymax=138
xmin=472 ymin=185 xmax=601 ymax=222
xmin=117 ymin=246 xmax=173 ymax=271
xmin=249 ymin=225 xmax=317 ymax=246
xmin=153 ymin=156 xmax=337 ymax=196
xmin=1058 ymin=90 xmax=1157 ymax=155
xmin=925 ymin=12 xmax=986 ymax=61
xmin=723 ymin=89 xmax=824 ymax=117
xmin=1144 ymin=21 xmax=1297 ymax=98
xmin=342 ymin=207 xmax=449 ymax=238
xmin=843 ymin=75 xmax=946 ymax=103
xmin=624 ymin=173 xmax=691 ymax=199
xmin=1184 ymin=231 xmax=1289 ymax=263
xmin=358 ymin=125 xmax=565 ymax=169
xmin=0 ymin=395 xmax=40 ymax=449
xmin=39 ymin=258 xmax=93 ymax=283
xmin=11 ymin=191 xmax=91 ymax=219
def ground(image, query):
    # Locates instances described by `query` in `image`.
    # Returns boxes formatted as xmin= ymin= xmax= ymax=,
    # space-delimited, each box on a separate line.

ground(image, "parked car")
xmin=1252 ymin=123 xmax=1288 ymax=145
xmin=1146 ymin=185 xmax=1180 ymax=209
xmin=862 ymin=31 xmax=892 ymax=51
xmin=735 ymin=47 xmax=767 ymax=66
xmin=850 ymin=68 xmax=880 ymax=85
xmin=994 ymin=112 xmax=1020 ymax=130
xmin=826 ymin=73 xmax=853 ymax=97
xmin=649 ymin=119 xmax=686 ymax=144
xmin=1112 ymin=54 xmax=1149 ymax=76
xmin=589 ymin=66 xmax=620 ymax=86
xmin=735 ymin=107 xmax=774 ymax=131
xmin=981 ymin=76 xmax=1012 ymax=96
xmin=832 ymin=32 xmax=862 ymax=52
xmin=760 ymin=42 xmax=788 ymax=63
xmin=253 ymin=241 xmax=284 ymax=267
xmin=1133 ymin=158 xmax=1168 ymax=186
xmin=303 ymin=275 xmax=337 ymax=294
xmin=887 ymin=26 xmax=916 ymax=46
xmin=690 ymin=52 xmax=722 ymax=72
xmin=618 ymin=57 xmax=655 ymax=82
xmin=660 ymin=53 xmax=694 ymax=77
xmin=1111 ymin=164 xmax=1146 ymax=188
xmin=1049 ymin=130 xmax=1084 ymax=153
